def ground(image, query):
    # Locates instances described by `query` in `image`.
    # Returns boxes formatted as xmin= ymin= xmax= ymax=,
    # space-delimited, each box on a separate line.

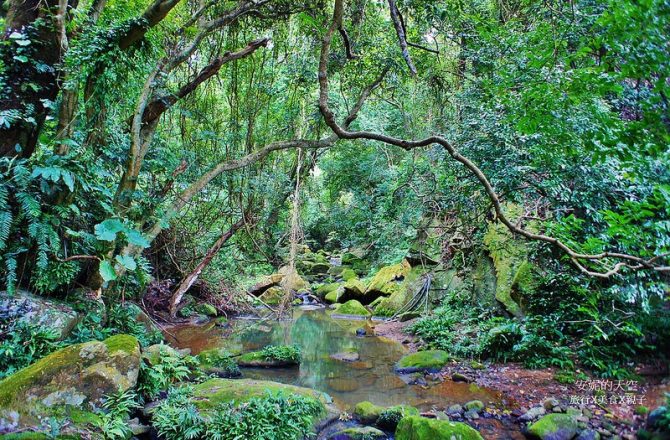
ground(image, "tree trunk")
xmin=0 ymin=0 xmax=65 ymax=157
xmin=169 ymin=216 xmax=246 ymax=317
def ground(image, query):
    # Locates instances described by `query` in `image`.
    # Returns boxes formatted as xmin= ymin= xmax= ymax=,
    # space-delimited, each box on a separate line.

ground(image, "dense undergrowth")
xmin=410 ymin=271 xmax=670 ymax=379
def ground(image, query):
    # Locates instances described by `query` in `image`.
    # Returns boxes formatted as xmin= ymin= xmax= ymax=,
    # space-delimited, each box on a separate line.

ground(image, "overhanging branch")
xmin=318 ymin=0 xmax=669 ymax=279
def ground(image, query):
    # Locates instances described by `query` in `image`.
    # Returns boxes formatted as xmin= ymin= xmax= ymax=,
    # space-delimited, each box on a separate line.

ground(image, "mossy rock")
xmin=190 ymin=378 xmax=332 ymax=419
xmin=333 ymin=300 xmax=371 ymax=317
xmin=526 ymin=414 xmax=578 ymax=440
xmin=342 ymin=278 xmax=366 ymax=297
xmin=0 ymin=290 xmax=80 ymax=340
xmin=195 ymin=303 xmax=217 ymax=316
xmin=365 ymin=260 xmax=411 ymax=298
xmin=0 ymin=335 xmax=140 ymax=429
xmin=328 ymin=426 xmax=387 ymax=440
xmin=483 ymin=203 xmax=540 ymax=317
xmin=197 ymin=347 xmax=241 ymax=378
xmin=372 ymin=267 xmax=422 ymax=316
xmin=354 ymin=401 xmax=419 ymax=426
xmin=237 ymin=351 xmax=300 ymax=368
xmin=341 ymin=268 xmax=358 ymax=281
xmin=395 ymin=350 xmax=449 ymax=373
xmin=316 ymin=283 xmax=340 ymax=299
xmin=395 ymin=416 xmax=483 ymax=440
xmin=354 ymin=401 xmax=385 ymax=424
xmin=325 ymin=287 xmax=344 ymax=304
xmin=259 ymin=286 xmax=286 ymax=305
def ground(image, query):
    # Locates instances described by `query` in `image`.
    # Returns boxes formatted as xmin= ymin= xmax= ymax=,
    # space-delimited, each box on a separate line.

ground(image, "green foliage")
xmin=206 ymin=392 xmax=322 ymax=440
xmin=153 ymin=387 xmax=322 ymax=440
xmin=137 ymin=345 xmax=199 ymax=400
xmin=68 ymin=304 xmax=162 ymax=348
xmin=0 ymin=321 xmax=62 ymax=379
xmin=90 ymin=389 xmax=140 ymax=440
xmin=260 ymin=345 xmax=302 ymax=363
xmin=151 ymin=387 xmax=205 ymax=440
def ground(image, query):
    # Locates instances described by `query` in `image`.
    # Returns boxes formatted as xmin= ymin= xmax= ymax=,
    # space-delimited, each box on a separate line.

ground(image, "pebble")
xmin=518 ymin=406 xmax=546 ymax=422
xmin=452 ymin=372 xmax=473 ymax=383
xmin=446 ymin=404 xmax=463 ymax=417
xmin=575 ymin=429 xmax=600 ymax=440
xmin=464 ymin=409 xmax=480 ymax=420
xmin=543 ymin=398 xmax=560 ymax=410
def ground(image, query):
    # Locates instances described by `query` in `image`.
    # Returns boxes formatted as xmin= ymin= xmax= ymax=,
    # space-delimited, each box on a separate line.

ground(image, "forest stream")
xmin=166 ymin=307 xmax=522 ymax=439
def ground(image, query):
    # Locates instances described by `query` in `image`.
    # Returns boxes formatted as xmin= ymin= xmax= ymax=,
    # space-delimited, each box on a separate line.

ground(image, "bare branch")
xmin=387 ymin=0 xmax=416 ymax=75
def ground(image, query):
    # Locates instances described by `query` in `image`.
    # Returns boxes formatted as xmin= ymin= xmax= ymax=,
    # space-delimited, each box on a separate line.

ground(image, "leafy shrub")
xmin=376 ymin=408 xmax=404 ymax=430
xmin=197 ymin=349 xmax=240 ymax=377
xmin=206 ymin=392 xmax=322 ymax=440
xmin=152 ymin=387 xmax=204 ymax=440
xmin=68 ymin=303 xmax=162 ymax=347
xmin=91 ymin=388 xmax=140 ymax=440
xmin=0 ymin=321 xmax=62 ymax=378
xmin=137 ymin=345 xmax=199 ymax=400
xmin=152 ymin=388 xmax=322 ymax=440
xmin=260 ymin=344 xmax=301 ymax=363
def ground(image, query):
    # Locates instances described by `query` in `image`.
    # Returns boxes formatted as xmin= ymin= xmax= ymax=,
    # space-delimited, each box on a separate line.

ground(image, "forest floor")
xmin=375 ymin=319 xmax=669 ymax=438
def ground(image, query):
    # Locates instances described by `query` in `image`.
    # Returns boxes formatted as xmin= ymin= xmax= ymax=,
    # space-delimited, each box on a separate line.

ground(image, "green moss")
xmin=68 ymin=408 xmax=101 ymax=425
xmin=483 ymin=203 xmax=540 ymax=317
xmin=325 ymin=287 xmax=343 ymax=304
xmin=343 ymin=278 xmax=366 ymax=296
xmin=396 ymin=350 xmax=449 ymax=372
xmin=316 ymin=283 xmax=340 ymax=298
xmin=333 ymin=300 xmax=371 ymax=317
xmin=103 ymin=334 xmax=139 ymax=355
xmin=526 ymin=414 xmax=578 ymax=440
xmin=341 ymin=268 xmax=357 ymax=281
xmin=333 ymin=427 xmax=387 ymax=439
xmin=366 ymin=260 xmax=411 ymax=296
xmin=354 ymin=401 xmax=385 ymax=423
xmin=0 ymin=341 xmax=85 ymax=407
xmin=195 ymin=303 xmax=217 ymax=316
xmin=259 ymin=286 xmax=285 ymax=305
xmin=373 ymin=267 xmax=422 ymax=316
xmin=464 ymin=400 xmax=484 ymax=411
xmin=191 ymin=378 xmax=328 ymax=411
xmin=395 ymin=415 xmax=483 ymax=440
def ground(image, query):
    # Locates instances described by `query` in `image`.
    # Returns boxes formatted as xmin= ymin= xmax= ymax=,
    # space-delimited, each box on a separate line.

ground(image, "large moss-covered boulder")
xmin=0 ymin=290 xmax=79 ymax=340
xmin=373 ymin=267 xmax=424 ymax=317
xmin=0 ymin=335 xmax=140 ymax=429
xmin=325 ymin=287 xmax=344 ymax=304
xmin=333 ymin=300 xmax=371 ymax=317
xmin=483 ymin=204 xmax=540 ymax=317
xmin=354 ymin=401 xmax=419 ymax=425
xmin=366 ymin=260 xmax=411 ymax=299
xmin=316 ymin=283 xmax=341 ymax=299
xmin=395 ymin=350 xmax=449 ymax=373
xmin=395 ymin=416 xmax=483 ymax=440
xmin=191 ymin=378 xmax=333 ymax=419
xmin=526 ymin=414 xmax=579 ymax=440
xmin=354 ymin=401 xmax=385 ymax=424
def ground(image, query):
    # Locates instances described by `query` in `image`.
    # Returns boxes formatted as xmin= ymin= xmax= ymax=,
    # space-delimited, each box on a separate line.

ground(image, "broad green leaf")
xmin=115 ymin=255 xmax=137 ymax=271
xmin=94 ymin=219 xmax=125 ymax=241
xmin=99 ymin=260 xmax=117 ymax=282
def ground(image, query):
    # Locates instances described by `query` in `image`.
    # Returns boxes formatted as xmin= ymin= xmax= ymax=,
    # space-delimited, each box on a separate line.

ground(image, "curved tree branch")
xmin=318 ymin=0 xmax=669 ymax=279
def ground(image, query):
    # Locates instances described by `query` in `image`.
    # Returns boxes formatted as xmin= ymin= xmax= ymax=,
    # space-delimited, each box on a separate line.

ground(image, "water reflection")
xmin=166 ymin=308 xmax=501 ymax=410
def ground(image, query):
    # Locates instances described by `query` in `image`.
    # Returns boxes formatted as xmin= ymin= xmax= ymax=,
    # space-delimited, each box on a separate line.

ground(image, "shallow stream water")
xmin=166 ymin=307 xmax=503 ymax=412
